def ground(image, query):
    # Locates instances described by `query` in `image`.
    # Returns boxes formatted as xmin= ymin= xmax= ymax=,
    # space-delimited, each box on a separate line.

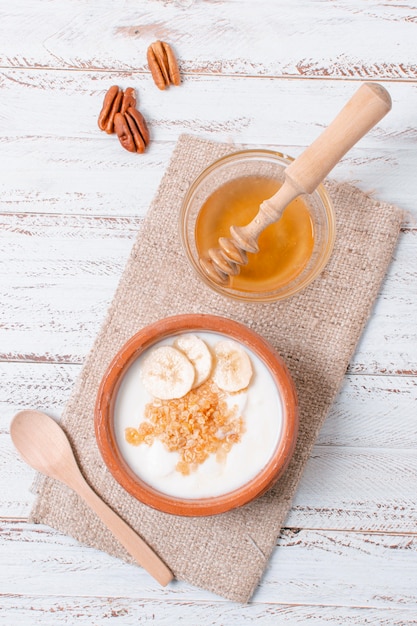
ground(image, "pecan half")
xmin=120 ymin=87 xmax=137 ymax=115
xmin=125 ymin=107 xmax=150 ymax=153
xmin=114 ymin=113 xmax=136 ymax=152
xmin=147 ymin=41 xmax=180 ymax=90
xmin=114 ymin=108 xmax=150 ymax=154
xmin=98 ymin=86 xmax=123 ymax=134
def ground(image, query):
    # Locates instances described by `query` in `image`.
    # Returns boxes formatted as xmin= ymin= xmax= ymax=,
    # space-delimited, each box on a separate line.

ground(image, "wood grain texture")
xmin=1 ymin=0 xmax=416 ymax=79
xmin=1 ymin=135 xmax=415 ymax=220
xmin=1 ymin=72 xmax=415 ymax=219
xmin=0 ymin=213 xmax=415 ymax=372
xmin=5 ymin=435 xmax=417 ymax=531
xmin=2 ymin=364 xmax=416 ymax=531
xmin=1 ymin=0 xmax=416 ymax=621
xmin=2 ymin=522 xmax=417 ymax=608
xmin=3 ymin=364 xmax=416 ymax=449
xmin=3 ymin=597 xmax=417 ymax=626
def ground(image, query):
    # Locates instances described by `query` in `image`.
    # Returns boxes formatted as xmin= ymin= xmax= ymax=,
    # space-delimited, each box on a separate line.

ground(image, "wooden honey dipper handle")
xmin=201 ymin=82 xmax=392 ymax=284
xmin=230 ymin=83 xmax=392 ymax=254
xmin=284 ymin=82 xmax=392 ymax=195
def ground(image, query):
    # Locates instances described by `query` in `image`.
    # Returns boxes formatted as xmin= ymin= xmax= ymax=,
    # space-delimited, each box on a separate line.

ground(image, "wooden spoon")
xmin=10 ymin=409 xmax=174 ymax=587
xmin=201 ymin=82 xmax=392 ymax=284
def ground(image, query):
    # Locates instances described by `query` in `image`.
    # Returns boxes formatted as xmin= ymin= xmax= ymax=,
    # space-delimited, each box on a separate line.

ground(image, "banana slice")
xmin=212 ymin=339 xmax=253 ymax=393
xmin=174 ymin=334 xmax=213 ymax=388
xmin=140 ymin=345 xmax=195 ymax=400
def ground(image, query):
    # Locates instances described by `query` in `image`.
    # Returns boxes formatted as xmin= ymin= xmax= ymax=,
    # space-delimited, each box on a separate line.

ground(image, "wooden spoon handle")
xmin=74 ymin=476 xmax=173 ymax=586
xmin=284 ymin=82 xmax=392 ymax=195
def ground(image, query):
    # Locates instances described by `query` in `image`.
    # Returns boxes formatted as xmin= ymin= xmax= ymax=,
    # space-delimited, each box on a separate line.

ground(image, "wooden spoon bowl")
xmin=10 ymin=409 xmax=173 ymax=586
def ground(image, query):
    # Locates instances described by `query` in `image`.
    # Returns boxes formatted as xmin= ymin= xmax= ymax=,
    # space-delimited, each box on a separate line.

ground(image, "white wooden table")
xmin=1 ymin=1 xmax=416 ymax=623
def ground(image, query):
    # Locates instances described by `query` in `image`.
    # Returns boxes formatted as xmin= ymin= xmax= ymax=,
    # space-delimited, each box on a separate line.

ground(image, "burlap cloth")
xmin=30 ymin=134 xmax=404 ymax=602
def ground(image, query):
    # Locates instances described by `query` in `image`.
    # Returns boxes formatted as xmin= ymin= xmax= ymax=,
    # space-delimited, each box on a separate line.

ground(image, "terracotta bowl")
xmin=94 ymin=314 xmax=298 ymax=516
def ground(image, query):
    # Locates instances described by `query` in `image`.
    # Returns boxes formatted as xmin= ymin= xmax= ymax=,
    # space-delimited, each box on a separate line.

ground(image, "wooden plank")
xmin=6 ymin=434 xmax=417 ymax=531
xmin=349 ymin=228 xmax=417 ymax=375
xmin=0 ymin=213 xmax=137 ymax=363
xmin=318 ymin=374 xmax=417 ymax=448
xmin=1 ymin=595 xmax=416 ymax=625
xmin=1 ymin=522 xmax=417 ymax=608
xmin=1 ymin=1 xmax=416 ymax=79
xmin=0 ymin=136 xmax=167 ymax=218
xmin=2 ymin=364 xmax=416 ymax=448
xmin=6 ymin=437 xmax=417 ymax=531
xmin=0 ymin=135 xmax=415 ymax=220
xmin=287 ymin=446 xmax=417 ymax=531
xmin=2 ymin=362 xmax=416 ymax=530
xmin=1 ymin=72 xmax=414 ymax=216
xmin=288 ymin=374 xmax=417 ymax=530
xmin=0 ymin=214 xmax=414 ymax=372
xmin=2 ymin=70 xmax=412 ymax=149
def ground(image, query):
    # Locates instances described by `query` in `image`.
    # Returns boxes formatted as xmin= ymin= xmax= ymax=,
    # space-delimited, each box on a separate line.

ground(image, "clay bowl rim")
xmin=94 ymin=314 xmax=298 ymax=517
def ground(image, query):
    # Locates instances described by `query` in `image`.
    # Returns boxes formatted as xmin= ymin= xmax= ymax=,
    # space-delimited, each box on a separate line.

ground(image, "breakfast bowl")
xmin=94 ymin=314 xmax=298 ymax=516
xmin=180 ymin=150 xmax=335 ymax=302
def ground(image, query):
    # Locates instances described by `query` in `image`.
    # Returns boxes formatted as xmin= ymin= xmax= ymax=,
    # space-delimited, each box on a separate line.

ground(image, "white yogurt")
xmin=114 ymin=331 xmax=282 ymax=499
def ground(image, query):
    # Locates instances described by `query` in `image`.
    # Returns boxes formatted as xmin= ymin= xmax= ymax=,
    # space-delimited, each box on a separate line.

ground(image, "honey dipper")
xmin=200 ymin=82 xmax=392 ymax=285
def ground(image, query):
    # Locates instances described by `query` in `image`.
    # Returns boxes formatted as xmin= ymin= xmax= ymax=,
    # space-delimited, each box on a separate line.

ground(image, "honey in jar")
xmin=195 ymin=175 xmax=314 ymax=293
